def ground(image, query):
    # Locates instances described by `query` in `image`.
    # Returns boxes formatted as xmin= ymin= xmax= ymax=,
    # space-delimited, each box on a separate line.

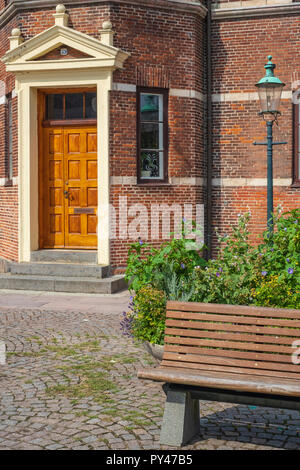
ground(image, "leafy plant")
xmin=252 ymin=208 xmax=300 ymax=308
xmin=192 ymin=213 xmax=262 ymax=305
xmin=252 ymin=274 xmax=300 ymax=309
xmin=125 ymin=222 xmax=206 ymax=294
xmin=123 ymin=285 xmax=167 ymax=346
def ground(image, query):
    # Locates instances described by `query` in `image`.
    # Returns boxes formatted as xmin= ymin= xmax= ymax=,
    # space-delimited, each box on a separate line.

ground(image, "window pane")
xmin=65 ymin=93 xmax=84 ymax=120
xmin=140 ymin=94 xmax=163 ymax=121
xmin=86 ymin=92 xmax=97 ymax=119
xmin=140 ymin=151 xmax=163 ymax=179
xmin=141 ymin=123 xmax=164 ymax=149
xmin=46 ymin=94 xmax=63 ymax=120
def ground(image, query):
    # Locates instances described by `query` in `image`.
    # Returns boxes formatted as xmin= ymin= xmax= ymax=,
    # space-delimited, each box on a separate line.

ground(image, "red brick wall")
xmin=1 ymin=2 xmax=299 ymax=266
xmin=211 ymin=15 xmax=300 ymax=252
xmin=0 ymin=186 xmax=18 ymax=260
xmin=0 ymin=3 xmax=204 ymax=264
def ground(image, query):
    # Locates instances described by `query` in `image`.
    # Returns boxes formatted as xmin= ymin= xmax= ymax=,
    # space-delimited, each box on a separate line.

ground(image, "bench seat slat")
xmin=165 ymin=320 xmax=300 ymax=338
xmin=160 ymin=359 xmax=300 ymax=380
xmin=138 ymin=366 xmax=300 ymax=397
xmin=167 ymin=301 xmax=300 ymax=319
xmin=165 ymin=329 xmax=294 ymax=346
xmin=164 ymin=336 xmax=293 ymax=354
xmin=166 ymin=311 xmax=300 ymax=328
xmin=164 ymin=344 xmax=292 ymax=364
xmin=162 ymin=352 xmax=300 ymax=374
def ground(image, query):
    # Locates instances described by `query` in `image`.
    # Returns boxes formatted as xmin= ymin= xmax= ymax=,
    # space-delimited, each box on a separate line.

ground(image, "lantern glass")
xmin=256 ymin=83 xmax=284 ymax=115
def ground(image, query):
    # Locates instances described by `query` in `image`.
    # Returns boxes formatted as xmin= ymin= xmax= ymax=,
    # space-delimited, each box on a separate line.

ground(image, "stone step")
xmin=30 ymin=250 xmax=98 ymax=264
xmin=0 ymin=274 xmax=127 ymax=294
xmin=8 ymin=262 xmax=109 ymax=278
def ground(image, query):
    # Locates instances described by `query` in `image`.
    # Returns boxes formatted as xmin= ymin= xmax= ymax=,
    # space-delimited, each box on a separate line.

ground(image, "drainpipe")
xmin=205 ymin=0 xmax=213 ymax=259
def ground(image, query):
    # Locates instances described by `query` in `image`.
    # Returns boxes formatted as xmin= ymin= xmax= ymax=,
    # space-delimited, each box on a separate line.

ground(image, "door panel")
xmin=42 ymin=128 xmax=65 ymax=247
xmin=64 ymin=127 xmax=98 ymax=248
xmin=41 ymin=126 xmax=98 ymax=249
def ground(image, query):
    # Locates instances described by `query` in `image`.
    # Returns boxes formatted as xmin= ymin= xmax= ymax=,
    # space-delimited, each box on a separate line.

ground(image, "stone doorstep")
xmin=8 ymin=262 xmax=109 ymax=279
xmin=0 ymin=273 xmax=127 ymax=294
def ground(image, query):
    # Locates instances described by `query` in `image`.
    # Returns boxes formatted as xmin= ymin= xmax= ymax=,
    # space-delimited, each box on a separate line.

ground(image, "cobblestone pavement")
xmin=0 ymin=292 xmax=299 ymax=450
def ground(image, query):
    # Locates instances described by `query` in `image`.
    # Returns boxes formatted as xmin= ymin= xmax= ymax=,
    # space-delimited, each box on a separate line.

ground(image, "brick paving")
xmin=0 ymin=291 xmax=299 ymax=450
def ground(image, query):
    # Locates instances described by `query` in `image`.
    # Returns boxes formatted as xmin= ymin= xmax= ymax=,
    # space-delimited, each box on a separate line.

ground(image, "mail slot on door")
xmin=74 ymin=208 xmax=95 ymax=214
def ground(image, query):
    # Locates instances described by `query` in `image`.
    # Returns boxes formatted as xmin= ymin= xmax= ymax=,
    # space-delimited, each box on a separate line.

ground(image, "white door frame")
xmin=16 ymin=69 xmax=112 ymax=265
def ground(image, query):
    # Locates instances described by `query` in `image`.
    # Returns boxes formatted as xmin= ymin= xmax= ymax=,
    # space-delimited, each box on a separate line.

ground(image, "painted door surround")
xmin=1 ymin=6 xmax=130 ymax=265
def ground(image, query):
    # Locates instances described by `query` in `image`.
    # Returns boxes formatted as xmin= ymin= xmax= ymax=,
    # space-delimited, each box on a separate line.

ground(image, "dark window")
xmin=86 ymin=92 xmax=97 ymax=119
xmin=6 ymin=95 xmax=13 ymax=182
xmin=294 ymin=102 xmax=300 ymax=185
xmin=45 ymin=91 xmax=97 ymax=121
xmin=65 ymin=93 xmax=84 ymax=120
xmin=137 ymin=88 xmax=168 ymax=183
xmin=46 ymin=94 xmax=63 ymax=120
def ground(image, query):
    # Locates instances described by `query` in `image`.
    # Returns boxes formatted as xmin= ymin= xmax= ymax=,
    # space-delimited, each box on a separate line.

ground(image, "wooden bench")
xmin=138 ymin=301 xmax=300 ymax=446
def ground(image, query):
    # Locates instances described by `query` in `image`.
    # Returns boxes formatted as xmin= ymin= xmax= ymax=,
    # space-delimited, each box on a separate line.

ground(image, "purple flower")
xmin=259 ymin=253 xmax=263 ymax=257
xmin=294 ymin=220 xmax=298 ymax=224
xmin=180 ymin=263 xmax=186 ymax=269
xmin=287 ymin=258 xmax=290 ymax=263
xmin=219 ymin=267 xmax=223 ymax=273
xmin=284 ymin=227 xmax=287 ymax=232
xmin=261 ymin=271 xmax=267 ymax=276
xmin=216 ymin=272 xmax=221 ymax=277
xmin=270 ymin=248 xmax=274 ymax=252
xmin=288 ymin=267 xmax=294 ymax=274
xmin=138 ymin=239 xmax=143 ymax=245
xmin=182 ymin=217 xmax=186 ymax=223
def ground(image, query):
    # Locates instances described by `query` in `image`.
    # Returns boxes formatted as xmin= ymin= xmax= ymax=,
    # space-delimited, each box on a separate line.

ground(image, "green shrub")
xmin=252 ymin=274 xmax=300 ymax=309
xmin=192 ymin=213 xmax=262 ymax=305
xmin=125 ymin=223 xmax=206 ymax=295
xmin=252 ymin=208 xmax=300 ymax=308
xmin=130 ymin=285 xmax=167 ymax=345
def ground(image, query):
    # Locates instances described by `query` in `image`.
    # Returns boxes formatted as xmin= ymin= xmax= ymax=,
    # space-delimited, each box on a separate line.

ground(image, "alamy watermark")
xmin=291 ymin=340 xmax=300 ymax=365
xmin=97 ymin=198 xmax=205 ymax=247
xmin=0 ymin=341 xmax=6 ymax=365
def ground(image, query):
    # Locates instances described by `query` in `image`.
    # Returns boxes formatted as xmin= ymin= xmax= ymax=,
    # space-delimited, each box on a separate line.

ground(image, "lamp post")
xmin=254 ymin=55 xmax=286 ymax=234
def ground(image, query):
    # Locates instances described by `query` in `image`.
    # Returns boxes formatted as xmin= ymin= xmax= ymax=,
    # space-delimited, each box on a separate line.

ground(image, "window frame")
xmin=42 ymin=88 xmax=97 ymax=127
xmin=293 ymin=102 xmax=300 ymax=186
xmin=5 ymin=94 xmax=13 ymax=185
xmin=137 ymin=86 xmax=169 ymax=185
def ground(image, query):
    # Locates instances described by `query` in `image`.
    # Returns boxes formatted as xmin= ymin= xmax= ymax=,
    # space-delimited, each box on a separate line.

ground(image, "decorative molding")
xmin=169 ymin=177 xmax=205 ymax=185
xmin=112 ymin=82 xmax=136 ymax=92
xmin=0 ymin=177 xmax=18 ymax=186
xmin=0 ymin=0 xmax=207 ymax=29
xmin=2 ymin=22 xmax=130 ymax=73
xmin=111 ymin=176 xmax=137 ymax=185
xmin=212 ymin=90 xmax=292 ymax=102
xmin=212 ymin=1 xmax=300 ymax=19
xmin=212 ymin=177 xmax=293 ymax=187
xmin=170 ymin=88 xmax=206 ymax=102
xmin=213 ymin=0 xmax=292 ymax=10
xmin=110 ymin=176 xmax=294 ymax=187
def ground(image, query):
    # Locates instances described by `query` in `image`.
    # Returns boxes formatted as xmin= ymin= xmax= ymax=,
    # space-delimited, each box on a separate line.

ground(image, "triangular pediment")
xmin=2 ymin=24 xmax=130 ymax=72
xmin=33 ymin=44 xmax=93 ymax=61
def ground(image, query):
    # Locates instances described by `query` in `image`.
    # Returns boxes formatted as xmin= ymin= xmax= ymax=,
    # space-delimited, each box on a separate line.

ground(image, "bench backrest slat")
xmin=163 ymin=301 xmax=300 ymax=381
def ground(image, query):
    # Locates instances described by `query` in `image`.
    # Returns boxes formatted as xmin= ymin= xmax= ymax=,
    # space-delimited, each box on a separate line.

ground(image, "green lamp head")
xmin=255 ymin=55 xmax=285 ymax=117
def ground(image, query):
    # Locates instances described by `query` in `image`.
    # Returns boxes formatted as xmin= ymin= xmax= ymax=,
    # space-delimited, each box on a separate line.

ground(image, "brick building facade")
xmin=0 ymin=0 xmax=299 ymax=276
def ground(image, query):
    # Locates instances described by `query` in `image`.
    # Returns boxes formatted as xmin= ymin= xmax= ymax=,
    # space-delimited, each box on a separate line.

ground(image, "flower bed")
xmin=121 ymin=209 xmax=300 ymax=345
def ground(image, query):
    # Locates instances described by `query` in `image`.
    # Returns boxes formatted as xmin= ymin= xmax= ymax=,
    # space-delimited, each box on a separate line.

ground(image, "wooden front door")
xmin=40 ymin=126 xmax=98 ymax=249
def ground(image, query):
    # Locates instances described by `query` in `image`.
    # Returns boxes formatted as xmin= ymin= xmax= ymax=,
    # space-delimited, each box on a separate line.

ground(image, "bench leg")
xmin=160 ymin=387 xmax=200 ymax=446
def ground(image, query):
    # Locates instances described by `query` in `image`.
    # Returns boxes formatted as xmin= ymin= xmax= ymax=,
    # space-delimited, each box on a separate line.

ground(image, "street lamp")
xmin=254 ymin=55 xmax=286 ymax=233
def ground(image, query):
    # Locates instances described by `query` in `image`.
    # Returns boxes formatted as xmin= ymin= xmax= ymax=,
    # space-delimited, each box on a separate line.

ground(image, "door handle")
xmin=64 ymin=190 xmax=69 ymax=199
